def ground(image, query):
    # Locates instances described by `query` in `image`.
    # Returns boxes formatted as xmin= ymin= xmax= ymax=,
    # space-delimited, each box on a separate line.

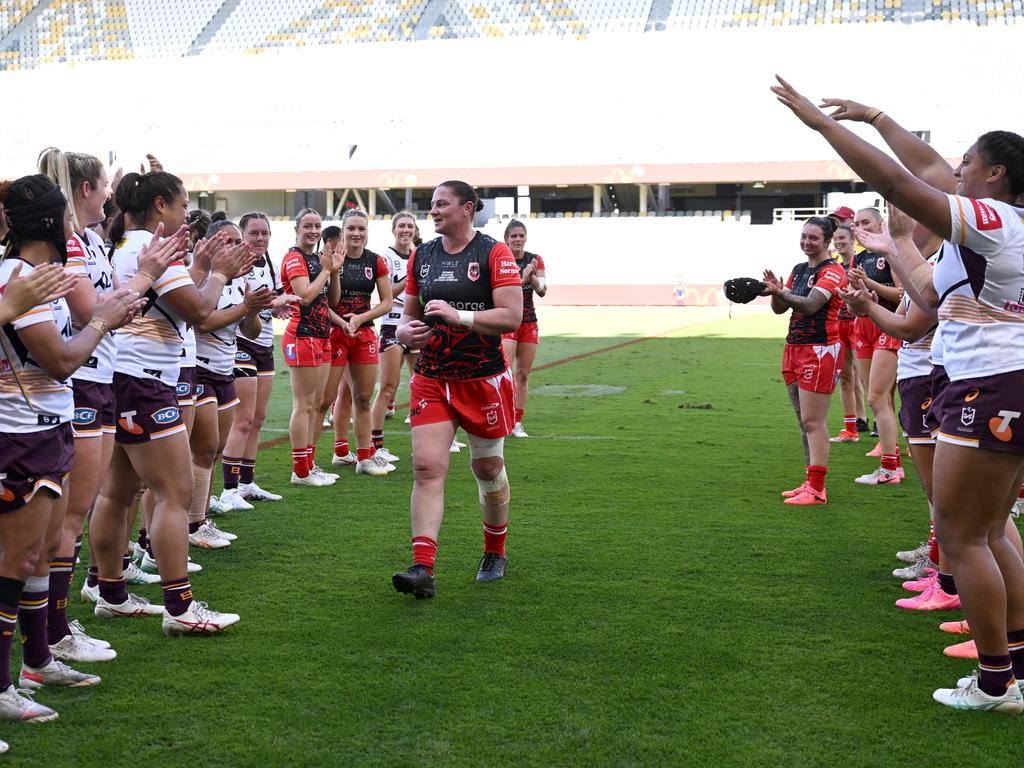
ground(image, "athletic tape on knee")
xmin=468 ymin=434 xmax=505 ymax=459
xmin=24 ymin=575 xmax=49 ymax=592
xmin=474 ymin=467 xmax=510 ymax=507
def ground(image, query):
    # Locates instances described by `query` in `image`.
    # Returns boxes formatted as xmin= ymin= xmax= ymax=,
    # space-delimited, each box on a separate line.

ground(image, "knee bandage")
xmin=467 ymin=434 xmax=505 ymax=459
xmin=474 ymin=467 xmax=510 ymax=506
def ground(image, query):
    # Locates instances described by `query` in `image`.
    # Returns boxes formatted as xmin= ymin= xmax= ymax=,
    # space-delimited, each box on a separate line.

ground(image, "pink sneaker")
xmin=903 ymin=572 xmax=938 ymax=593
xmin=781 ymin=482 xmax=809 ymax=498
xmin=939 ymin=619 xmax=971 ymax=635
xmin=895 ymin=584 xmax=961 ymax=611
xmin=943 ymin=638 xmax=977 ymax=659
xmin=784 ymin=487 xmax=827 ymax=506
xmin=865 ymin=443 xmax=883 ymax=457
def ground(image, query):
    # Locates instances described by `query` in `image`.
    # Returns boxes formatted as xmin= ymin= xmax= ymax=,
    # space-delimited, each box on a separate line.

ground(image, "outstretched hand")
xmin=3 ymin=263 xmax=78 ymax=316
xmin=770 ymin=76 xmax=831 ymax=131
xmin=761 ymin=269 xmax=785 ymax=296
xmin=851 ymin=223 xmax=895 ymax=257
xmin=818 ymin=97 xmax=876 ymax=123
xmin=885 ymin=203 xmax=916 ymax=239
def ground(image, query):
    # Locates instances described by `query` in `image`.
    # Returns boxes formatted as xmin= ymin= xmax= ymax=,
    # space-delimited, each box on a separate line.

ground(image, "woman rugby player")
xmin=829 ymin=224 xmax=867 ymax=442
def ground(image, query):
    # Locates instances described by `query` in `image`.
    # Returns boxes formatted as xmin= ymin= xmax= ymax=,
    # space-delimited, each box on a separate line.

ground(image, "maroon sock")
xmin=98 ymin=576 xmax=128 ymax=606
xmin=73 ymin=536 xmax=83 ymax=567
xmin=937 ymin=572 xmax=957 ymax=596
xmin=18 ymin=576 xmax=52 ymax=669
xmin=121 ymin=553 xmax=130 ymax=573
xmin=1009 ymin=628 xmax=1024 ymax=680
xmin=161 ymin=578 xmax=193 ymax=617
xmin=372 ymin=429 xmax=384 ymax=450
xmin=188 ymin=520 xmax=203 ymax=534
xmin=0 ymin=577 xmax=24 ymax=690
xmin=138 ymin=528 xmax=149 ymax=553
xmin=240 ymin=460 xmax=255 ymax=485
xmin=46 ymin=556 xmax=74 ymax=644
xmin=222 ymin=455 xmax=242 ymax=490
xmin=86 ymin=565 xmax=99 ymax=588
xmin=978 ymin=653 xmax=1015 ymax=697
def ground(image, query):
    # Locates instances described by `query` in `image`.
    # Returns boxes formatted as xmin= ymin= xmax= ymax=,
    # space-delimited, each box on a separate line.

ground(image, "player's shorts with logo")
xmin=233 ymin=337 xmax=275 ymax=379
xmin=922 ymin=365 xmax=949 ymax=437
xmin=196 ymin=368 xmax=239 ymax=410
xmin=113 ymin=373 xmax=186 ymax=445
xmin=781 ymin=342 xmax=842 ymax=394
xmin=282 ymin=332 xmax=329 ymax=368
xmin=330 ymin=325 xmax=379 ymax=367
xmin=71 ymin=380 xmax=116 ymax=439
xmin=897 ymin=375 xmax=936 ymax=444
xmin=936 ymin=370 xmax=1024 ymax=454
xmin=378 ymin=324 xmax=411 ymax=354
xmin=0 ymin=423 xmax=74 ymax=513
xmin=501 ymin=321 xmax=539 ymax=345
xmin=837 ymin=318 xmax=856 ymax=353
xmin=176 ymin=366 xmax=197 ymax=408
xmin=852 ymin=316 xmax=902 ymax=359
xmin=408 ymin=369 xmax=515 ymax=439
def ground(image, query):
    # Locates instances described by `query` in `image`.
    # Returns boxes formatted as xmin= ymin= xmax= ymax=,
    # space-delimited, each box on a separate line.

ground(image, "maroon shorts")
xmin=113 ymin=373 xmax=187 ymax=444
xmin=283 ymin=333 xmax=329 ymax=368
xmin=177 ymin=366 xmax=197 ymax=408
xmin=936 ymin=370 xmax=1024 ymax=454
xmin=330 ymin=326 xmax=379 ymax=367
xmin=196 ymin=368 xmax=239 ymax=410
xmin=853 ymin=316 xmax=902 ymax=360
xmin=837 ymin=318 xmax=856 ymax=354
xmin=501 ymin=321 xmax=539 ymax=345
xmin=71 ymin=380 xmax=116 ymax=439
xmin=0 ymin=424 xmax=73 ymax=512
xmin=234 ymin=338 xmax=275 ymax=378
xmin=923 ymin=365 xmax=949 ymax=437
xmin=781 ymin=342 xmax=842 ymax=394
xmin=898 ymin=375 xmax=936 ymax=445
xmin=379 ymin=324 xmax=404 ymax=353
xmin=409 ymin=369 xmax=515 ymax=438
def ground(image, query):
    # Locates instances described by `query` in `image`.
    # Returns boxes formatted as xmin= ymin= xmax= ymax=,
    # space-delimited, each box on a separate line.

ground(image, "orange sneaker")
xmin=865 ymin=443 xmax=883 ymax=457
xmin=943 ymin=639 xmax=977 ymax=659
xmin=781 ymin=482 xmax=809 ymax=498
xmin=830 ymin=430 xmax=860 ymax=443
xmin=784 ymin=487 xmax=827 ymax=505
xmin=939 ymin=619 xmax=971 ymax=635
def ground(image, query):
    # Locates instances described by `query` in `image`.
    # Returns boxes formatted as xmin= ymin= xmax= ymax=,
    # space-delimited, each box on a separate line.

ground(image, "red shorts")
xmin=282 ymin=333 xmax=329 ymax=368
xmin=852 ymin=316 xmax=901 ymax=359
xmin=409 ymin=369 xmax=515 ymax=438
xmin=330 ymin=326 xmax=379 ymax=367
xmin=837 ymin=318 xmax=856 ymax=354
xmin=782 ymin=342 xmax=842 ymax=394
xmin=502 ymin=321 xmax=539 ymax=345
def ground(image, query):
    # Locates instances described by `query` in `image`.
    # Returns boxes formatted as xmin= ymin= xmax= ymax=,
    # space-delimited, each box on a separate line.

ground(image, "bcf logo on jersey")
xmin=468 ymin=262 xmax=480 ymax=282
xmin=990 ymin=410 xmax=1022 ymax=443
xmin=961 ymin=407 xmax=976 ymax=427
xmin=152 ymin=407 xmax=180 ymax=425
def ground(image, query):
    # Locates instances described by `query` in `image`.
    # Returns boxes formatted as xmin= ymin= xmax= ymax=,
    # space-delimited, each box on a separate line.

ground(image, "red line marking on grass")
xmin=257 ymin=324 xmax=692 ymax=450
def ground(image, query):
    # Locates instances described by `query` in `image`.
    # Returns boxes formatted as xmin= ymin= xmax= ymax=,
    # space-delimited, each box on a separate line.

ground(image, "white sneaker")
xmin=204 ymin=519 xmax=237 ymax=542
xmin=131 ymin=541 xmax=146 ymax=563
xmin=80 ymin=581 xmax=99 ymax=604
xmin=69 ymin=619 xmax=110 ymax=650
xmin=373 ymin=453 xmax=396 ymax=473
xmin=896 ymin=541 xmax=930 ymax=564
xmin=291 ymin=471 xmax=333 ymax=487
xmin=94 ymin=593 xmax=164 ymax=619
xmin=0 ymin=685 xmax=58 ymax=723
xmin=48 ymin=633 xmax=117 ymax=663
xmin=893 ymin=555 xmax=938 ymax=579
xmin=162 ymin=601 xmax=240 ymax=636
xmin=404 ymin=415 xmax=411 ymax=424
xmin=510 ymin=422 xmax=529 ymax=438
xmin=239 ymin=481 xmax=282 ymax=501
xmin=322 ymin=412 xmax=333 ymax=428
xmin=219 ymin=488 xmax=254 ymax=511
xmin=934 ymin=674 xmax=1024 ymax=713
xmin=124 ymin=560 xmax=161 ymax=585
xmin=331 ymin=451 xmax=358 ymax=466
xmin=356 ymin=458 xmax=389 ymax=476
xmin=311 ymin=464 xmax=339 ymax=480
xmin=1013 ymin=498 xmax=1024 ymax=518
xmin=140 ymin=551 xmax=202 ymax=574
xmin=207 ymin=495 xmax=232 ymax=515
xmin=19 ymin=659 xmax=100 ymax=690
xmin=385 ymin=406 xmax=396 ymax=419
xmin=376 ymin=447 xmax=400 ymax=463
xmin=0 ymin=739 xmax=7 ymax=752
xmin=189 ymin=522 xmax=231 ymax=549
xmin=450 ymin=440 xmax=461 ymax=453
xmin=854 ymin=467 xmax=903 ymax=485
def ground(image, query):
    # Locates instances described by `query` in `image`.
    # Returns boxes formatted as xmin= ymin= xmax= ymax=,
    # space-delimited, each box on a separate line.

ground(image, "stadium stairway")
xmin=188 ymin=0 xmax=239 ymax=57
xmin=0 ymin=0 xmax=44 ymax=55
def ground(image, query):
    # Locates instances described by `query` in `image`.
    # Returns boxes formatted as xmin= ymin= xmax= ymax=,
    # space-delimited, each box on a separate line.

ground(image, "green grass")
xmin=5 ymin=310 xmax=1020 ymax=766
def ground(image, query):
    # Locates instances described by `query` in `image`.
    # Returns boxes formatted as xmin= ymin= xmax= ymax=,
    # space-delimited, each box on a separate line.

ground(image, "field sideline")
xmin=4 ymin=306 xmax=1018 ymax=767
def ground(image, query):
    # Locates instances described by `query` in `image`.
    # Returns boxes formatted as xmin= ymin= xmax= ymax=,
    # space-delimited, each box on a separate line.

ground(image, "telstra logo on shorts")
xmin=118 ymin=410 xmax=144 ymax=435
xmin=152 ymin=407 xmax=180 ymax=425
xmin=990 ymin=410 xmax=1021 ymax=443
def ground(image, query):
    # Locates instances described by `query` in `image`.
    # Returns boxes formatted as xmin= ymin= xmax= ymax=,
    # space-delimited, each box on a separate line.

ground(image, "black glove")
xmin=723 ymin=277 xmax=767 ymax=304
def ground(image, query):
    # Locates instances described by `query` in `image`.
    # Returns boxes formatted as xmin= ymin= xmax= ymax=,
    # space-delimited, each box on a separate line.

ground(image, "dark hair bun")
xmin=211 ymin=210 xmax=227 ymax=222
xmin=474 ymin=200 xmax=484 ymax=213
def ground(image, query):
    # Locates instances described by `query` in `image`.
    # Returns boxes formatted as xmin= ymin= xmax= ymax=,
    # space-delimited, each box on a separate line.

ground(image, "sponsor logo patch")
xmin=36 ymin=414 xmax=61 ymax=427
xmin=990 ymin=410 xmax=1021 ymax=443
xmin=965 ymin=388 xmax=980 ymax=402
xmin=73 ymin=407 xmax=97 ymax=425
xmin=961 ymin=406 xmax=976 ymax=427
xmin=175 ymin=382 xmax=192 ymax=397
xmin=235 ymin=351 xmax=253 ymax=362
xmin=364 ymin=266 xmax=374 ymax=281
xmin=468 ymin=262 xmax=480 ymax=282
xmin=152 ymin=407 xmax=180 ymax=425
xmin=970 ymin=198 xmax=1002 ymax=231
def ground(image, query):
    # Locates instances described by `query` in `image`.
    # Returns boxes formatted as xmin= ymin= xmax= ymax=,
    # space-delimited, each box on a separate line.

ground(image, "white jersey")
xmin=380 ymin=246 xmax=409 ymax=327
xmin=241 ymin=254 xmax=281 ymax=348
xmin=0 ymin=259 xmax=75 ymax=432
xmin=182 ymin=325 xmax=196 ymax=368
xmin=196 ymin=277 xmax=248 ymax=376
xmin=65 ymin=228 xmax=116 ymax=384
xmin=896 ymin=252 xmax=939 ymax=382
xmin=112 ymin=229 xmax=194 ymax=384
xmin=933 ymin=196 xmax=1024 ymax=380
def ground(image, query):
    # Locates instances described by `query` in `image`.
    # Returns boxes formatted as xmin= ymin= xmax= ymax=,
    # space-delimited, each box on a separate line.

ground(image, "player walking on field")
xmin=392 ymin=181 xmax=523 ymax=598
xmin=761 ymin=216 xmax=847 ymax=506
xmin=775 ymin=75 xmax=1024 ymax=713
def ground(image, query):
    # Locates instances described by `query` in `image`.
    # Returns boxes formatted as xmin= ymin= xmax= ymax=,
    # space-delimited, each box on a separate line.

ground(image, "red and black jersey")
xmin=516 ymin=251 xmax=545 ymax=324
xmin=853 ymin=248 xmax=898 ymax=311
xmin=406 ymin=232 xmax=521 ymax=381
xmin=836 ymin=258 xmax=854 ymax=322
xmin=784 ymin=258 xmax=847 ymax=345
xmin=281 ymin=246 xmax=330 ymax=339
xmin=334 ymin=249 xmax=389 ymax=327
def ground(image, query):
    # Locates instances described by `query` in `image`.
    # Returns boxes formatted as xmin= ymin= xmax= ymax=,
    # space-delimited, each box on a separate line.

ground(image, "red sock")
xmin=357 ymin=447 xmax=372 ymax=462
xmin=334 ymin=440 xmax=349 ymax=457
xmin=928 ymin=524 xmax=940 ymax=564
xmin=307 ymin=444 xmax=316 ymax=467
xmin=881 ymin=453 xmax=900 ymax=471
xmin=806 ymin=465 xmax=827 ymax=493
xmin=515 ymin=408 xmax=524 ymax=424
xmin=292 ymin=448 xmax=309 ymax=478
xmin=388 ymin=399 xmax=395 ymax=409
xmin=844 ymin=414 xmax=856 ymax=432
xmin=483 ymin=522 xmax=508 ymax=556
xmin=412 ymin=536 xmax=437 ymax=574
xmin=1018 ymin=485 xmax=1024 ymax=499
